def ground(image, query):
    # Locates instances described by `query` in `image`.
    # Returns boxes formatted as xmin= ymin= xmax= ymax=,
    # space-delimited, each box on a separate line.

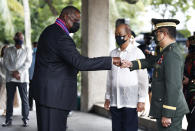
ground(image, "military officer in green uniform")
xmin=121 ymin=18 xmax=189 ymax=131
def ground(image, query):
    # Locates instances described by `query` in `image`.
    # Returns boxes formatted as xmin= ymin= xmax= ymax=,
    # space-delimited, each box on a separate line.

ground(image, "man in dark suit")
xmin=32 ymin=6 xmax=120 ymax=131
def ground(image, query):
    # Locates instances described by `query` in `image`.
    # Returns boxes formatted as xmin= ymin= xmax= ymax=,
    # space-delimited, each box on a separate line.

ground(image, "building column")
xmin=81 ymin=0 xmax=110 ymax=112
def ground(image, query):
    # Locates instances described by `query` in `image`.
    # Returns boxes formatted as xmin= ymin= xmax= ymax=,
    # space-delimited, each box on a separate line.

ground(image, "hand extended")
xmin=12 ymin=71 xmax=20 ymax=80
xmin=104 ymin=99 xmax=110 ymax=110
xmin=120 ymin=60 xmax=133 ymax=68
xmin=112 ymin=57 xmax=121 ymax=67
xmin=137 ymin=102 xmax=145 ymax=112
xmin=161 ymin=117 xmax=172 ymax=127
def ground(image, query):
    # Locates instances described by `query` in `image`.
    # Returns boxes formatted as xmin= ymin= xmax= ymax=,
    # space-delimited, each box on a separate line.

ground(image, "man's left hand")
xmin=137 ymin=102 xmax=145 ymax=112
xmin=12 ymin=71 xmax=20 ymax=80
xmin=161 ymin=117 xmax=172 ymax=127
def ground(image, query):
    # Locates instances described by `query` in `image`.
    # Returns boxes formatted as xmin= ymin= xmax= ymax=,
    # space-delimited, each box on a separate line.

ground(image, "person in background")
xmin=0 ymin=45 xmax=8 ymax=116
xmin=138 ymin=33 xmax=155 ymax=104
xmin=28 ymin=42 xmax=38 ymax=111
xmin=104 ymin=23 xmax=148 ymax=131
xmin=2 ymin=32 xmax=32 ymax=127
xmin=0 ymin=44 xmax=19 ymax=116
xmin=3 ymin=40 xmax=9 ymax=46
xmin=138 ymin=33 xmax=155 ymax=57
xmin=183 ymin=35 xmax=195 ymax=131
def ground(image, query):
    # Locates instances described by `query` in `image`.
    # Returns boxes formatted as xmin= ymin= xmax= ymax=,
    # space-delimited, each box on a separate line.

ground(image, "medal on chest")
xmin=157 ymin=55 xmax=164 ymax=64
xmin=154 ymin=55 xmax=164 ymax=78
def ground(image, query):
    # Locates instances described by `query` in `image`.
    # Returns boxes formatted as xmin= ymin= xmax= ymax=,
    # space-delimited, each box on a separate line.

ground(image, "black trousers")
xmin=187 ymin=110 xmax=195 ymax=131
xmin=6 ymin=82 xmax=29 ymax=121
xmin=28 ymin=80 xmax=33 ymax=109
xmin=110 ymin=107 xmax=138 ymax=131
xmin=36 ymin=102 xmax=70 ymax=131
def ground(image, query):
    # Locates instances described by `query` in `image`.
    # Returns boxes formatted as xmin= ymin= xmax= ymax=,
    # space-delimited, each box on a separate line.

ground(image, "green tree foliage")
xmin=110 ymin=0 xmax=150 ymax=33
xmin=151 ymin=0 xmax=195 ymax=35
xmin=0 ymin=0 xmax=24 ymax=43
xmin=151 ymin=0 xmax=194 ymax=19
xmin=30 ymin=0 xmax=81 ymax=43
xmin=0 ymin=0 xmax=81 ymax=44
xmin=179 ymin=29 xmax=191 ymax=38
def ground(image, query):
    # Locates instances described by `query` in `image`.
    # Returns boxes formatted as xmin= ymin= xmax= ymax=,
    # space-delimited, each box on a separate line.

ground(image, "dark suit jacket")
xmin=32 ymin=24 xmax=112 ymax=110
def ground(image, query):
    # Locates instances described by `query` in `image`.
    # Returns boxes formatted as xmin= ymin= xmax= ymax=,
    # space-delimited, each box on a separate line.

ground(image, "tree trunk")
xmin=44 ymin=0 xmax=58 ymax=16
xmin=22 ymin=0 xmax=31 ymax=48
xmin=0 ymin=0 xmax=14 ymax=36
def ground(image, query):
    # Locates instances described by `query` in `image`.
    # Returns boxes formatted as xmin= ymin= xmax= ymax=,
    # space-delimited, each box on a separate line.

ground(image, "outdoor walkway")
xmin=0 ymin=109 xmax=144 ymax=131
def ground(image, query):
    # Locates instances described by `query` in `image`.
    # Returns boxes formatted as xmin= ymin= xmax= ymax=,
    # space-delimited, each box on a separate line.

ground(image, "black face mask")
xmin=153 ymin=35 xmax=159 ymax=45
xmin=14 ymin=39 xmax=23 ymax=45
xmin=69 ymin=22 xmax=80 ymax=33
xmin=115 ymin=35 xmax=127 ymax=46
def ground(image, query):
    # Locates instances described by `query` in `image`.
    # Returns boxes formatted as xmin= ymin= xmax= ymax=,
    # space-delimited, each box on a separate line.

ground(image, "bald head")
xmin=115 ymin=24 xmax=131 ymax=36
xmin=59 ymin=6 xmax=81 ymax=33
xmin=115 ymin=24 xmax=132 ymax=49
xmin=59 ymin=6 xmax=80 ymax=18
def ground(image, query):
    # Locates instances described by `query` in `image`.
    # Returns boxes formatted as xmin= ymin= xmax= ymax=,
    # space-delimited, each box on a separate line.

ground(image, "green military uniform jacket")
xmin=131 ymin=43 xmax=189 ymax=118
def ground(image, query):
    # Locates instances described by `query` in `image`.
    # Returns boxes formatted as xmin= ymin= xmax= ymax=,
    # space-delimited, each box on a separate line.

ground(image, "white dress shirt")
xmin=3 ymin=45 xmax=32 ymax=83
xmin=105 ymin=42 xmax=148 ymax=108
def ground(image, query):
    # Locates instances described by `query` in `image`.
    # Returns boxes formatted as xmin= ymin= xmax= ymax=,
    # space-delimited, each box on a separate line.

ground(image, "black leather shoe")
xmin=2 ymin=120 xmax=12 ymax=127
xmin=23 ymin=119 xmax=29 ymax=127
